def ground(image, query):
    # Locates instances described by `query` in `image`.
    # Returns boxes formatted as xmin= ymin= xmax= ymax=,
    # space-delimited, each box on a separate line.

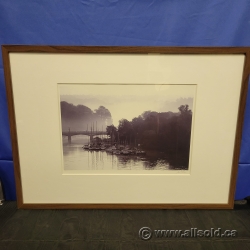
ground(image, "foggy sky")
xmin=60 ymin=84 xmax=195 ymax=126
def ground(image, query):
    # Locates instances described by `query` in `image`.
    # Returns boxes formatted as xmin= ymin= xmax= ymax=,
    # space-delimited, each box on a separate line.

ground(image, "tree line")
xmin=60 ymin=101 xmax=113 ymax=131
xmin=106 ymin=105 xmax=192 ymax=165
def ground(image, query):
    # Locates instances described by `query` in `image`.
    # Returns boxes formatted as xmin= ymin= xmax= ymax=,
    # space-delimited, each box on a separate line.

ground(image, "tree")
xmin=106 ymin=125 xmax=117 ymax=142
xmin=94 ymin=106 xmax=113 ymax=126
xmin=118 ymin=119 xmax=133 ymax=142
xmin=178 ymin=105 xmax=192 ymax=115
xmin=60 ymin=101 xmax=114 ymax=131
xmin=176 ymin=104 xmax=193 ymax=160
xmin=143 ymin=111 xmax=159 ymax=134
xmin=141 ymin=110 xmax=152 ymax=120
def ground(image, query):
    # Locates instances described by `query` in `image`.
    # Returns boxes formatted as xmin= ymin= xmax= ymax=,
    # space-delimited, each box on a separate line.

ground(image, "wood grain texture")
xmin=228 ymin=51 xmax=250 ymax=208
xmin=2 ymin=45 xmax=250 ymax=209
xmin=2 ymin=45 xmax=250 ymax=54
xmin=2 ymin=46 xmax=24 ymax=208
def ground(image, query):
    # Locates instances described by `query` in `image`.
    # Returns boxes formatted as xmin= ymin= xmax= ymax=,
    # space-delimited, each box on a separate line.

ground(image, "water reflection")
xmin=62 ymin=136 xmax=188 ymax=171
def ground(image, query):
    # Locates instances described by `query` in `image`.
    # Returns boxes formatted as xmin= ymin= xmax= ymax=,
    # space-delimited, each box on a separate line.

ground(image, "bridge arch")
xmin=62 ymin=130 xmax=106 ymax=143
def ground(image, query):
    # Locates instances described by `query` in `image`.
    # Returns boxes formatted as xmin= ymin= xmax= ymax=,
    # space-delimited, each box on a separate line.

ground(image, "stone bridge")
xmin=62 ymin=129 xmax=106 ymax=142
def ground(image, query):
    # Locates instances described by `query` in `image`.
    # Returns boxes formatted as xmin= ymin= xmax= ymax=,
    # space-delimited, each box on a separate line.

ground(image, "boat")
xmin=136 ymin=150 xmax=146 ymax=155
xmin=83 ymin=144 xmax=90 ymax=149
xmin=121 ymin=149 xmax=130 ymax=155
xmin=129 ymin=149 xmax=136 ymax=155
xmin=106 ymin=146 xmax=116 ymax=153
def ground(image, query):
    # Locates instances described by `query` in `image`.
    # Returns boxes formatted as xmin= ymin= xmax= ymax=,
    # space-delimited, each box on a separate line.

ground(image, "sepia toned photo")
xmin=60 ymin=84 xmax=196 ymax=171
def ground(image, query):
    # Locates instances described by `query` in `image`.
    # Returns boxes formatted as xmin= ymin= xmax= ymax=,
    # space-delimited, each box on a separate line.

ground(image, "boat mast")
xmin=87 ymin=124 xmax=89 ymax=144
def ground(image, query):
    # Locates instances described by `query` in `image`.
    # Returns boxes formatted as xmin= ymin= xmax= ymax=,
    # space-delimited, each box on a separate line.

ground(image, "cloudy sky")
xmin=60 ymin=84 xmax=196 ymax=126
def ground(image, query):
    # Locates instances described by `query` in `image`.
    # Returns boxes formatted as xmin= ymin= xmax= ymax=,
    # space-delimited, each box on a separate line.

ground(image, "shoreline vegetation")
xmin=61 ymin=101 xmax=193 ymax=169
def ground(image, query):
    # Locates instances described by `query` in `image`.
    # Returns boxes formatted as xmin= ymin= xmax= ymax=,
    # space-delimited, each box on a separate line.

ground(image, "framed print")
xmin=2 ymin=46 xmax=250 ymax=209
xmin=60 ymin=84 xmax=195 ymax=172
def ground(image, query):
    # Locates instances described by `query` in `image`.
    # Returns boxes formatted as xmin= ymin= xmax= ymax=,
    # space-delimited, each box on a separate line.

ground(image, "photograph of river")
xmin=59 ymin=84 xmax=196 ymax=171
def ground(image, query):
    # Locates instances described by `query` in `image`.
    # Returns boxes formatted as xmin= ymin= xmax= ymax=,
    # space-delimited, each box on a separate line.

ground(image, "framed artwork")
xmin=60 ymin=83 xmax=195 ymax=172
xmin=2 ymin=46 xmax=250 ymax=209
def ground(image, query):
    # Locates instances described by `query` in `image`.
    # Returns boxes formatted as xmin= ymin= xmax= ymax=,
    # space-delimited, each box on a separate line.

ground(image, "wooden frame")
xmin=2 ymin=46 xmax=250 ymax=209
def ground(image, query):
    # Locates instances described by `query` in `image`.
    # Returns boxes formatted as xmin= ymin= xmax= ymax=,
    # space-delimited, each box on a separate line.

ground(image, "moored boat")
xmin=121 ymin=149 xmax=130 ymax=155
xmin=136 ymin=150 xmax=146 ymax=155
xmin=83 ymin=144 xmax=90 ymax=149
xmin=106 ymin=146 xmax=116 ymax=153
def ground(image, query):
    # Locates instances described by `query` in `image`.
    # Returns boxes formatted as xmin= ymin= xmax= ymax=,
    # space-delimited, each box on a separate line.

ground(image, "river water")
xmin=62 ymin=135 xmax=187 ymax=171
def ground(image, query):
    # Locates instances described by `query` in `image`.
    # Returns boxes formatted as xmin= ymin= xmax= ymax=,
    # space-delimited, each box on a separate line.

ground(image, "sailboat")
xmin=100 ymin=125 xmax=106 ymax=150
xmin=83 ymin=124 xmax=90 ymax=149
